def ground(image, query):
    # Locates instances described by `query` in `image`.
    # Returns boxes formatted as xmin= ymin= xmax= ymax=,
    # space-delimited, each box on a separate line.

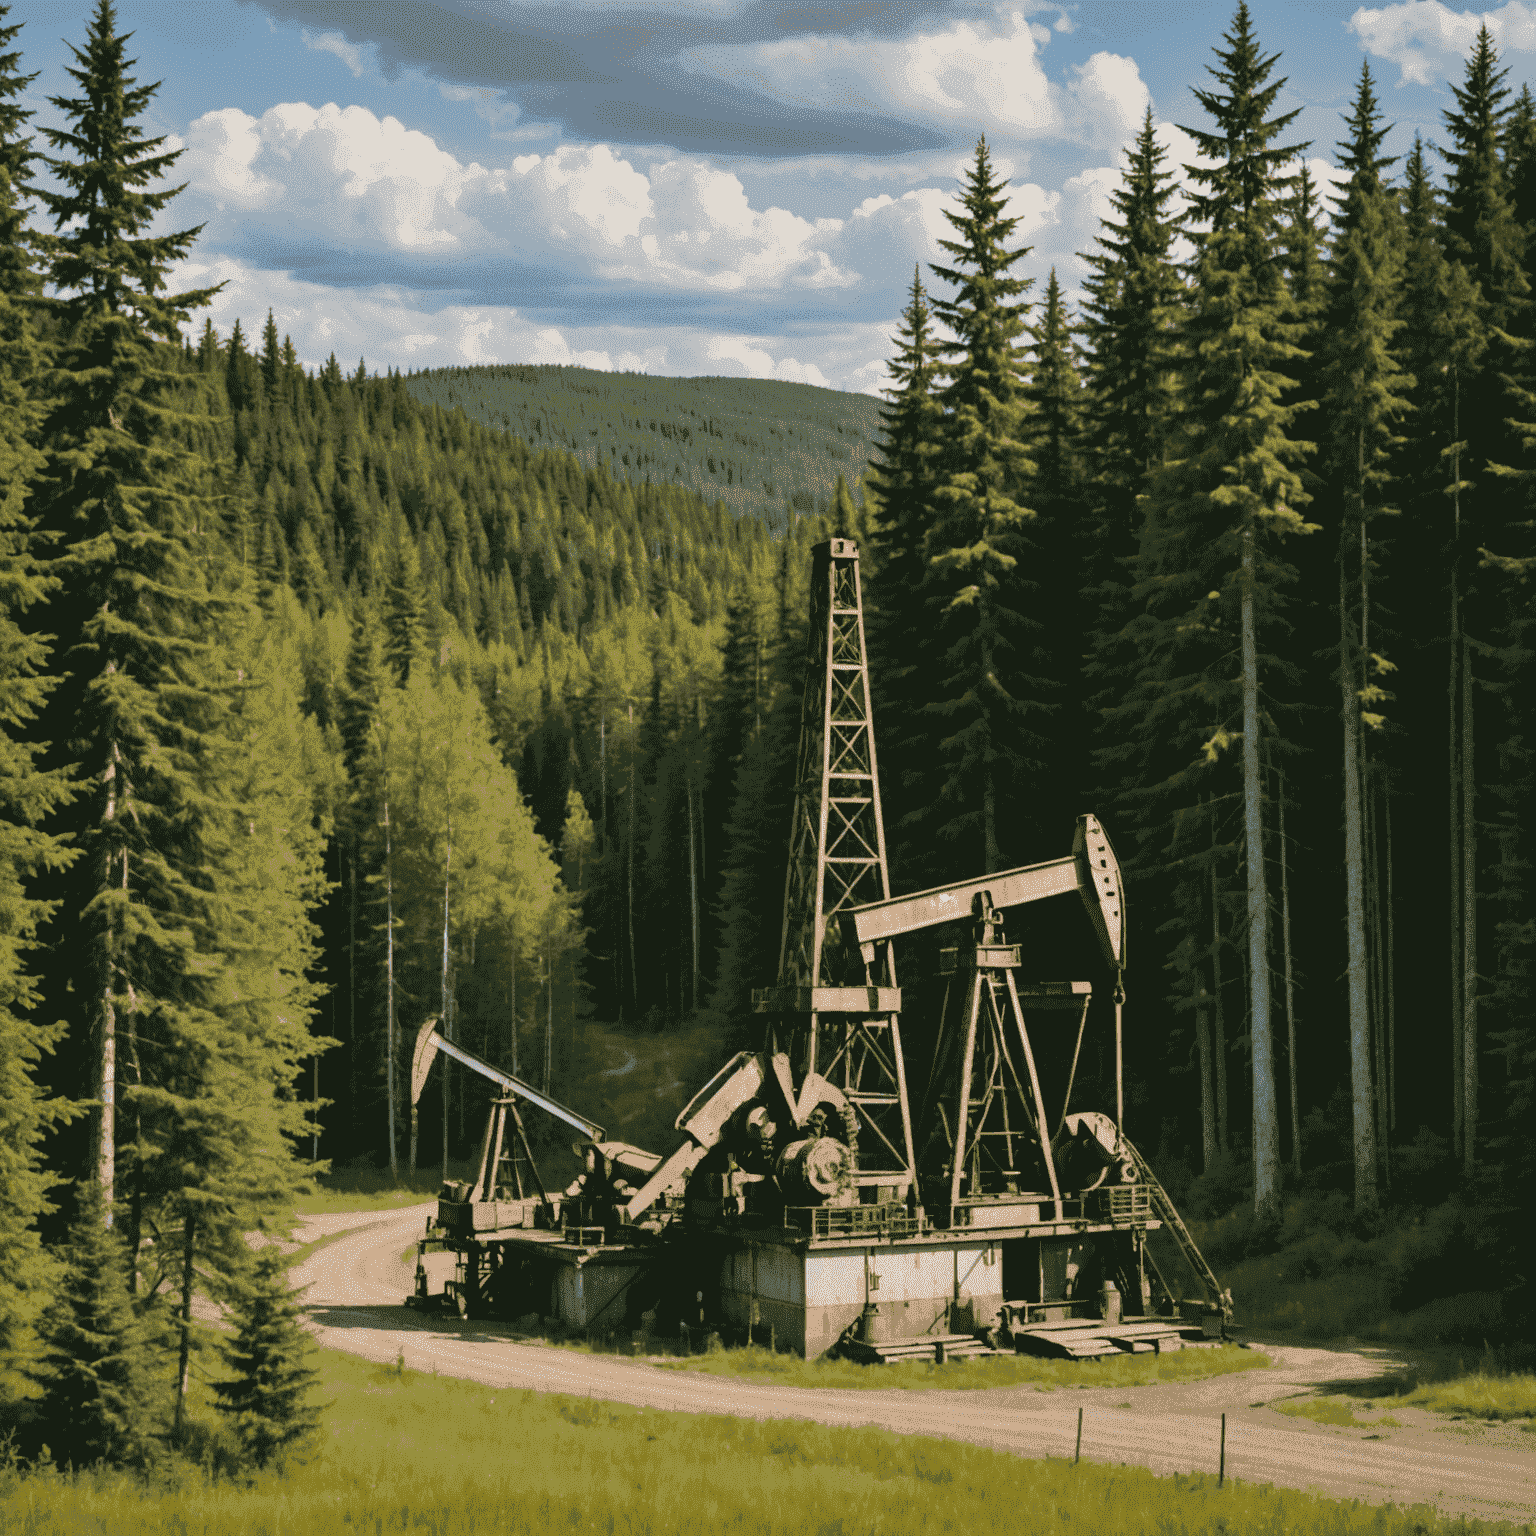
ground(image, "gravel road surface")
xmin=291 ymin=1204 xmax=1536 ymax=1527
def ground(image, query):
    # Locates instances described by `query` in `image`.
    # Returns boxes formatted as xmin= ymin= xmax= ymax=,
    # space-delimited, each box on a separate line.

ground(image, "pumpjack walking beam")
xmin=753 ymin=538 xmax=917 ymax=1197
xmin=843 ymin=815 xmax=1128 ymax=1221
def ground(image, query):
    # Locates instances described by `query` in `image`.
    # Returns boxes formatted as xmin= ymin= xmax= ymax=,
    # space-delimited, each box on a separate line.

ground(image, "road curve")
xmin=292 ymin=1204 xmax=1536 ymax=1528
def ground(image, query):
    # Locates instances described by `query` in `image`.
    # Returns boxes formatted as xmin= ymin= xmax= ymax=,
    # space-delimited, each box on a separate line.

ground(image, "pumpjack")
xmin=406 ymin=538 xmax=1232 ymax=1360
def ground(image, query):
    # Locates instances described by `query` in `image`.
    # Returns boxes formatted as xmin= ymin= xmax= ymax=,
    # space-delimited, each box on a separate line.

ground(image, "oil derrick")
xmin=753 ymin=539 xmax=917 ymax=1202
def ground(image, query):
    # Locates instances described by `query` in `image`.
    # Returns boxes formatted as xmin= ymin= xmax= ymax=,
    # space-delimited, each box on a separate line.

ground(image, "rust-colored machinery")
xmin=406 ymin=538 xmax=1232 ymax=1360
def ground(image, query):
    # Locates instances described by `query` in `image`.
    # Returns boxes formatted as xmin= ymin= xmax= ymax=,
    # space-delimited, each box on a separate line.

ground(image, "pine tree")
xmin=1026 ymin=267 xmax=1089 ymax=813
xmin=1441 ymin=28 xmax=1532 ymax=1176
xmin=867 ymin=268 xmax=944 ymax=884
xmin=31 ymin=0 xmax=222 ymax=1219
xmin=32 ymin=1181 xmax=155 ymax=1468
xmin=260 ymin=309 xmax=281 ymax=408
xmin=1125 ymin=2 xmax=1312 ymax=1223
xmin=1392 ymin=137 xmax=1482 ymax=1163
xmin=923 ymin=136 xmax=1043 ymax=874
xmin=383 ymin=523 xmax=427 ymax=684
xmin=0 ymin=0 xmax=77 ymax=1400
xmin=1320 ymin=61 xmax=1412 ymax=1209
xmin=1079 ymin=108 xmax=1187 ymax=999
xmin=212 ymin=1244 xmax=322 ymax=1471
xmin=1081 ymin=108 xmax=1185 ymax=537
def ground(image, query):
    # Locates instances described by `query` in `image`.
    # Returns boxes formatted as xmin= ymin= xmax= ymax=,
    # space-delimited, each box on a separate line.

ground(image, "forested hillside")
xmin=2 ymin=0 xmax=1534 ymax=1459
xmin=403 ymin=365 xmax=882 ymax=527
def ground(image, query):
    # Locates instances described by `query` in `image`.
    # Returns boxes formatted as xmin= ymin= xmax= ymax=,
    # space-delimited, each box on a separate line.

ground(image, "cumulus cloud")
xmin=177 ymin=101 xmax=857 ymax=295
xmin=171 ymin=255 xmax=891 ymax=390
xmin=677 ymin=9 xmax=1149 ymax=152
xmin=1349 ymin=0 xmax=1536 ymax=85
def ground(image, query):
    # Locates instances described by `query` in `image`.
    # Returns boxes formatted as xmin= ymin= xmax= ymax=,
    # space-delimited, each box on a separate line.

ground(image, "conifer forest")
xmin=1 ymin=0 xmax=1534 ymax=1456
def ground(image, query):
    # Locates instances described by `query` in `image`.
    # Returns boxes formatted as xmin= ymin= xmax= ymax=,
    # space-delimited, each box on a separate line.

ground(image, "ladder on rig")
xmin=1121 ymin=1137 xmax=1231 ymax=1319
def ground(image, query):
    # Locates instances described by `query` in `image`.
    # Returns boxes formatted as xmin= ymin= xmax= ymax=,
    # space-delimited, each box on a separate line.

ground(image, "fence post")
xmin=1075 ymin=1406 xmax=1083 ymax=1465
xmin=1219 ymin=1412 xmax=1226 ymax=1487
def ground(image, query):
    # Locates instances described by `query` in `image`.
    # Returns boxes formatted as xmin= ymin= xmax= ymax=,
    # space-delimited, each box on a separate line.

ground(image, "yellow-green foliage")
xmin=662 ymin=1341 xmax=1269 ymax=1392
xmin=292 ymin=1162 xmax=472 ymax=1215
xmin=1398 ymin=1372 xmax=1536 ymax=1422
xmin=1274 ymin=1397 xmax=1370 ymax=1428
xmin=0 ymin=1350 xmax=1515 ymax=1536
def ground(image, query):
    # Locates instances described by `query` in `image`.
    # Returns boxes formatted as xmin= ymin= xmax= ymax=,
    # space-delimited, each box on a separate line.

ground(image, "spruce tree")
xmin=1079 ymin=106 xmax=1186 ymax=866
xmin=1441 ymin=28 xmax=1531 ymax=1174
xmin=867 ymin=268 xmax=944 ymax=884
xmin=1080 ymin=107 xmax=1185 ymax=532
xmin=0 ymin=0 xmax=76 ymax=1400
xmin=1123 ymin=2 xmax=1312 ymax=1222
xmin=32 ymin=1181 xmax=155 ymax=1468
xmin=31 ymin=0 xmax=222 ymax=1219
xmin=923 ymin=136 xmax=1043 ymax=874
xmin=1026 ymin=268 xmax=1089 ymax=813
xmin=1320 ymin=61 xmax=1412 ymax=1208
xmin=259 ymin=309 xmax=281 ymax=408
xmin=212 ymin=1245 xmax=322 ymax=1471
xmin=383 ymin=522 xmax=427 ymax=684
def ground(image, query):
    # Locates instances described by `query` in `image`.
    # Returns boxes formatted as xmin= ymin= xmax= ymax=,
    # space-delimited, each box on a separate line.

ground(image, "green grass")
xmin=291 ymin=1162 xmax=466 ymax=1216
xmin=1396 ymin=1372 xmax=1536 ymax=1423
xmin=2 ymin=1348 xmax=1523 ymax=1536
xmin=659 ymin=1341 xmax=1270 ymax=1392
xmin=1275 ymin=1397 xmax=1372 ymax=1428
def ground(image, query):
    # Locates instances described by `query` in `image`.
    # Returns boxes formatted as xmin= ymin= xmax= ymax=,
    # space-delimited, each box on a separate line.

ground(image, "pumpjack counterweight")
xmin=405 ymin=538 xmax=1232 ymax=1361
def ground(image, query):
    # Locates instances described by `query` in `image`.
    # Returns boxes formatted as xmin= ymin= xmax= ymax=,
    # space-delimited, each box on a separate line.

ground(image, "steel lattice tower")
xmin=755 ymin=538 xmax=917 ymax=1200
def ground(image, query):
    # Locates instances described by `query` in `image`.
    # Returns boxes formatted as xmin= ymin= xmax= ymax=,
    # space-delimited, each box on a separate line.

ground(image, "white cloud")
xmin=301 ymin=29 xmax=373 ymax=78
xmin=1349 ymin=1 xmax=1536 ymax=85
xmin=678 ymin=9 xmax=1150 ymax=149
xmin=706 ymin=336 xmax=831 ymax=387
xmin=178 ymin=102 xmax=857 ymax=294
xmin=172 ymin=256 xmax=894 ymax=391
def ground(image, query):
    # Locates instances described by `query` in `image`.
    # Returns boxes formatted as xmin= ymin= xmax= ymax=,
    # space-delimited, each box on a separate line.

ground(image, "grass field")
xmin=658 ymin=1340 xmax=1270 ymax=1392
xmin=2 ymin=1349 xmax=1523 ymax=1536
xmin=291 ymin=1163 xmax=469 ymax=1216
xmin=1394 ymin=1371 xmax=1536 ymax=1424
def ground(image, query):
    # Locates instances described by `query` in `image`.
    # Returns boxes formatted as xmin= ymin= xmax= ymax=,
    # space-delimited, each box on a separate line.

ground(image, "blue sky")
xmin=10 ymin=0 xmax=1536 ymax=391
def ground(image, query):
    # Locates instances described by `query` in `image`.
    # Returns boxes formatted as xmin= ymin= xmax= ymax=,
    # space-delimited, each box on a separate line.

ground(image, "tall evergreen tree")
xmin=1119 ymin=2 xmax=1311 ymax=1223
xmin=31 ymin=0 xmax=222 ymax=1219
xmin=922 ymin=136 xmax=1043 ymax=874
xmin=32 ymin=1181 xmax=155 ymax=1468
xmin=212 ymin=1244 xmax=322 ymax=1471
xmin=0 ymin=0 xmax=77 ymax=1400
xmin=867 ymin=268 xmax=944 ymax=885
xmin=1026 ymin=267 xmax=1089 ymax=812
xmin=1320 ymin=61 xmax=1412 ymax=1209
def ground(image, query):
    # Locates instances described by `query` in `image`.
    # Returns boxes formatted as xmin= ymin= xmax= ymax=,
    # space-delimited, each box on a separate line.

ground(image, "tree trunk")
xmin=1449 ymin=388 xmax=1465 ymax=1159
xmin=173 ymin=1216 xmax=196 ymax=1438
xmin=1210 ymin=845 xmax=1228 ymax=1153
xmin=1196 ymin=975 xmax=1218 ymax=1171
xmin=1241 ymin=523 xmax=1280 ymax=1223
xmin=96 ymin=746 xmax=123 ymax=1222
xmin=1386 ymin=792 xmax=1397 ymax=1136
xmin=1461 ymin=641 xmax=1478 ymax=1175
xmin=545 ymin=927 xmax=554 ymax=1092
xmin=441 ymin=815 xmax=453 ymax=1183
xmin=686 ymin=776 xmax=699 ymax=1013
xmin=384 ymin=783 xmax=398 ymax=1178
xmin=627 ymin=701 xmax=637 ymax=1013
xmin=1340 ymin=514 xmax=1378 ymax=1210
xmin=1366 ymin=763 xmax=1389 ymax=1185
xmin=1276 ymin=761 xmax=1301 ymax=1177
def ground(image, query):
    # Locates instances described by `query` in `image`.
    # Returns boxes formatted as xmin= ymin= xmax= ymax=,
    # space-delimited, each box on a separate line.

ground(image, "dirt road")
xmin=292 ymin=1205 xmax=1536 ymax=1527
